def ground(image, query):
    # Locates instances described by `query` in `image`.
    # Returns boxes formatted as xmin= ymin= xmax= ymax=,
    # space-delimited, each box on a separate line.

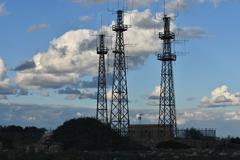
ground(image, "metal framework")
xmin=158 ymin=15 xmax=177 ymax=138
xmin=110 ymin=10 xmax=129 ymax=137
xmin=96 ymin=34 xmax=109 ymax=124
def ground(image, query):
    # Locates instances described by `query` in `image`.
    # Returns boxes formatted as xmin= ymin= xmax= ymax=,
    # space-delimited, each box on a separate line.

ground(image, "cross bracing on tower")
xmin=96 ymin=34 xmax=109 ymax=124
xmin=158 ymin=14 xmax=177 ymax=139
xmin=110 ymin=10 xmax=130 ymax=137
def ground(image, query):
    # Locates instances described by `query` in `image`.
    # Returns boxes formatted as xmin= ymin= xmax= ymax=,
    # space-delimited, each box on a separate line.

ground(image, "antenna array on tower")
xmin=158 ymin=14 xmax=177 ymax=139
xmin=96 ymin=34 xmax=109 ymax=124
xmin=110 ymin=10 xmax=130 ymax=137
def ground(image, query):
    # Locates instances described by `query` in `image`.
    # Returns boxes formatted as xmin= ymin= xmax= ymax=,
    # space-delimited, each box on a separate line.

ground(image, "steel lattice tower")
xmin=96 ymin=34 xmax=109 ymax=124
xmin=110 ymin=10 xmax=129 ymax=137
xmin=158 ymin=15 xmax=177 ymax=138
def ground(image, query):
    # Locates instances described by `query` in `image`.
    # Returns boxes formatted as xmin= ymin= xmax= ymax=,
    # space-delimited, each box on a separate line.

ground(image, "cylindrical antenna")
xmin=132 ymin=0 xmax=135 ymax=10
xmin=100 ymin=15 xmax=103 ymax=33
xmin=164 ymin=0 xmax=166 ymax=15
xmin=176 ymin=0 xmax=180 ymax=17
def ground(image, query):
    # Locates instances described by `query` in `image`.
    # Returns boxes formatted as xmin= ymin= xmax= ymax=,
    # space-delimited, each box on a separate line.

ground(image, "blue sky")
xmin=0 ymin=0 xmax=240 ymax=137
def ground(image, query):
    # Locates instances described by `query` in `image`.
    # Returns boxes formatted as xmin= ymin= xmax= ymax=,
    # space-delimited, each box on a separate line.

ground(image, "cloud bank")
xmin=5 ymin=9 xmax=205 ymax=98
xmin=14 ymin=10 xmax=164 ymax=92
xmin=0 ymin=101 xmax=238 ymax=136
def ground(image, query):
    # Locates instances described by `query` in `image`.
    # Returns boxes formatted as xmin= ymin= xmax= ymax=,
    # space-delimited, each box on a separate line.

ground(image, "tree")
xmin=185 ymin=128 xmax=203 ymax=139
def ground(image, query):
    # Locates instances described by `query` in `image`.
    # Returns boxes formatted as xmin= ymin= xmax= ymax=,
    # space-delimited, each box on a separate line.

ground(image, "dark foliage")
xmin=0 ymin=126 xmax=46 ymax=149
xmin=184 ymin=128 xmax=204 ymax=139
xmin=52 ymin=118 xmax=138 ymax=151
xmin=215 ymin=137 xmax=240 ymax=150
xmin=229 ymin=137 xmax=240 ymax=144
xmin=157 ymin=140 xmax=190 ymax=149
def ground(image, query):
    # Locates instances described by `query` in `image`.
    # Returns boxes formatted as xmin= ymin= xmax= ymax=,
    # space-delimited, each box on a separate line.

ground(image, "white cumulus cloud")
xmin=0 ymin=58 xmax=17 ymax=98
xmin=15 ymin=29 xmax=98 ymax=90
xmin=200 ymin=85 xmax=240 ymax=108
xmin=148 ymin=85 xmax=161 ymax=100
xmin=0 ymin=58 xmax=7 ymax=80
xmin=15 ymin=9 xmax=206 ymax=94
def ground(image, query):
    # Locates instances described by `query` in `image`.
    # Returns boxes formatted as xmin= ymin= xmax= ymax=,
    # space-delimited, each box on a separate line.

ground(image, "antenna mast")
xmin=96 ymin=29 xmax=109 ymax=124
xmin=110 ymin=10 xmax=129 ymax=136
xmin=158 ymin=13 xmax=177 ymax=139
xmin=164 ymin=0 xmax=166 ymax=15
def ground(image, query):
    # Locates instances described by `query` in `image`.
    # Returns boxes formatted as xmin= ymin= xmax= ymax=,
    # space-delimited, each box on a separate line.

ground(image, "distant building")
xmin=177 ymin=128 xmax=216 ymax=139
xmin=129 ymin=125 xmax=217 ymax=146
xmin=129 ymin=124 xmax=171 ymax=146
